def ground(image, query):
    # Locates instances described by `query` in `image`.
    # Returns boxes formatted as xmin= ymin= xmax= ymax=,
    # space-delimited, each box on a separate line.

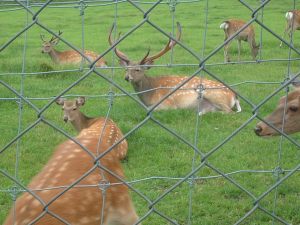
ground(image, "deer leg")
xmin=280 ymin=23 xmax=291 ymax=47
xmin=237 ymin=40 xmax=241 ymax=62
xmin=224 ymin=42 xmax=231 ymax=62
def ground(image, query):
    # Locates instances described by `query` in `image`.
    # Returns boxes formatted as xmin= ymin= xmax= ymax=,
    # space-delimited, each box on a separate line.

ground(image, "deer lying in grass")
xmin=55 ymin=97 xmax=128 ymax=160
xmin=280 ymin=10 xmax=300 ymax=47
xmin=255 ymin=89 xmax=300 ymax=136
xmin=109 ymin=23 xmax=241 ymax=114
xmin=4 ymin=98 xmax=139 ymax=225
xmin=41 ymin=31 xmax=107 ymax=67
xmin=220 ymin=19 xmax=260 ymax=62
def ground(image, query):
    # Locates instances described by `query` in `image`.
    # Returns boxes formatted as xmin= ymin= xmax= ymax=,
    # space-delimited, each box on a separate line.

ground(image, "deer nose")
xmin=254 ymin=126 xmax=262 ymax=136
xmin=63 ymin=117 xmax=68 ymax=123
xmin=125 ymin=76 xmax=129 ymax=81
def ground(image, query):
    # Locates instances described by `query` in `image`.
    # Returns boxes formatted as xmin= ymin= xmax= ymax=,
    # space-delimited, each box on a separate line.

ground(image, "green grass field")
xmin=0 ymin=0 xmax=300 ymax=224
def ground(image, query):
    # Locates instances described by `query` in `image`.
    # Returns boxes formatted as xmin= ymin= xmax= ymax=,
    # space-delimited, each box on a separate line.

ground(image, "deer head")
xmin=56 ymin=96 xmax=85 ymax=123
xmin=255 ymin=89 xmax=300 ymax=136
xmin=41 ymin=30 xmax=63 ymax=53
xmin=108 ymin=23 xmax=182 ymax=83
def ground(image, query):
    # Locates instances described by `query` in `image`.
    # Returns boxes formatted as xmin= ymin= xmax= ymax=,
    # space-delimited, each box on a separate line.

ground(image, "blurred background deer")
xmin=280 ymin=10 xmax=300 ymax=47
xmin=220 ymin=19 xmax=260 ymax=62
xmin=41 ymin=31 xmax=107 ymax=67
xmin=109 ymin=23 xmax=241 ymax=114
xmin=4 ymin=98 xmax=139 ymax=225
xmin=255 ymin=88 xmax=300 ymax=136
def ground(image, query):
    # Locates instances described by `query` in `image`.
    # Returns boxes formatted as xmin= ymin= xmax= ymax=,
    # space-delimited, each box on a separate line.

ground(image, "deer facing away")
xmin=109 ymin=23 xmax=241 ymax=114
xmin=255 ymin=89 xmax=300 ymax=136
xmin=4 ymin=98 xmax=139 ymax=225
xmin=280 ymin=10 xmax=300 ymax=47
xmin=41 ymin=31 xmax=107 ymax=67
xmin=220 ymin=19 xmax=260 ymax=62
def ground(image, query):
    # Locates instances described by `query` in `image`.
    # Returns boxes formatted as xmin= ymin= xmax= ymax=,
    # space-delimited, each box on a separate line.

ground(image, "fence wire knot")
xmin=107 ymin=91 xmax=115 ymax=106
xmin=196 ymin=84 xmax=205 ymax=99
xmin=273 ymin=166 xmax=284 ymax=178
xmin=78 ymin=0 xmax=87 ymax=16
xmin=8 ymin=186 xmax=19 ymax=201
xmin=168 ymin=0 xmax=177 ymax=12
xmin=98 ymin=179 xmax=110 ymax=191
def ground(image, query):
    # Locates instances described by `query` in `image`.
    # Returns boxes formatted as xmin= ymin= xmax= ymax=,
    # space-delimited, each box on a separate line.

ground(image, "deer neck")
xmin=71 ymin=111 xmax=96 ymax=132
xmin=48 ymin=48 xmax=61 ymax=64
xmin=132 ymin=74 xmax=155 ymax=105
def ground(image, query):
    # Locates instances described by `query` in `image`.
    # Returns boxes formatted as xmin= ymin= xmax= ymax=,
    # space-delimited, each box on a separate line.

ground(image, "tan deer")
xmin=4 ymin=98 xmax=139 ymax=225
xmin=280 ymin=10 xmax=300 ymax=47
xmin=41 ymin=31 xmax=107 ymax=67
xmin=255 ymin=88 xmax=300 ymax=136
xmin=109 ymin=23 xmax=241 ymax=114
xmin=220 ymin=19 xmax=260 ymax=62
xmin=55 ymin=97 xmax=128 ymax=160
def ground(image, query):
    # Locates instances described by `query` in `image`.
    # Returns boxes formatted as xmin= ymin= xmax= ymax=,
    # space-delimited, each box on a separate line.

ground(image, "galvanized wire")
xmin=0 ymin=0 xmax=299 ymax=224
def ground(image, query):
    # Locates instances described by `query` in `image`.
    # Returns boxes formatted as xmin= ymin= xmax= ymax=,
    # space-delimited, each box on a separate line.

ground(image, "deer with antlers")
xmin=41 ymin=31 xmax=107 ymax=67
xmin=220 ymin=19 xmax=260 ymax=62
xmin=109 ymin=23 xmax=241 ymax=114
xmin=4 ymin=98 xmax=139 ymax=225
xmin=280 ymin=10 xmax=300 ymax=47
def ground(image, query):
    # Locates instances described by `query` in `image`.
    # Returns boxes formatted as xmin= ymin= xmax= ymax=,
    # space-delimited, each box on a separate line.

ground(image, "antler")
xmin=40 ymin=34 xmax=46 ymax=42
xmin=108 ymin=23 xmax=130 ymax=64
xmin=140 ymin=22 xmax=182 ymax=65
xmin=50 ymin=30 xmax=63 ymax=43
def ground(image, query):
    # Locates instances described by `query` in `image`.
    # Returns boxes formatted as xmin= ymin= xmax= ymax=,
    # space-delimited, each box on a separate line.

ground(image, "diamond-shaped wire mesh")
xmin=0 ymin=0 xmax=299 ymax=224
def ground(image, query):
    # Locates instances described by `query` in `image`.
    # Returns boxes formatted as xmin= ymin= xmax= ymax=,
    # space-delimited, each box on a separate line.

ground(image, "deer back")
xmin=140 ymin=75 xmax=237 ymax=111
xmin=4 ymin=119 xmax=138 ymax=225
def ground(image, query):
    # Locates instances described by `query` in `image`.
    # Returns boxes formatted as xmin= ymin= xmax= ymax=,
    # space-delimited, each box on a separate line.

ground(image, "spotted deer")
xmin=41 ymin=31 xmax=107 ymax=67
xmin=4 ymin=98 xmax=139 ymax=225
xmin=280 ymin=10 xmax=300 ymax=47
xmin=55 ymin=97 xmax=127 ymax=160
xmin=255 ymin=88 xmax=300 ymax=136
xmin=220 ymin=19 xmax=260 ymax=62
xmin=109 ymin=23 xmax=241 ymax=114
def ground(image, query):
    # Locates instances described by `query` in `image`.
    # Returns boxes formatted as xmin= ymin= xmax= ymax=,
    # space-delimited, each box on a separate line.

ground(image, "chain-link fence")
xmin=1 ymin=0 xmax=300 ymax=224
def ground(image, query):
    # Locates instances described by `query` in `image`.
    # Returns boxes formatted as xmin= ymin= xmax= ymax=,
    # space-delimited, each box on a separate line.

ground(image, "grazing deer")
xmin=109 ymin=23 xmax=241 ymax=114
xmin=4 ymin=99 xmax=139 ymax=225
xmin=280 ymin=10 xmax=300 ymax=47
xmin=41 ymin=31 xmax=107 ymax=67
xmin=55 ymin=96 xmax=128 ymax=160
xmin=220 ymin=19 xmax=260 ymax=62
xmin=255 ymin=89 xmax=300 ymax=136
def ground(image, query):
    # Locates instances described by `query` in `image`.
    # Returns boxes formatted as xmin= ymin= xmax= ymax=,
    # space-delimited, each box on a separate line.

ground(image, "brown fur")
xmin=255 ymin=89 xmax=300 ymax=136
xmin=4 ymin=119 xmax=139 ymax=225
xmin=220 ymin=19 xmax=259 ymax=62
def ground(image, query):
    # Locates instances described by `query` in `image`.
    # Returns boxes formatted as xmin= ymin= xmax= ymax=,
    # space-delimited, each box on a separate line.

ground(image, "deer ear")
xmin=56 ymin=97 xmax=65 ymax=105
xmin=279 ymin=95 xmax=287 ymax=105
xmin=76 ymin=97 xmax=86 ymax=106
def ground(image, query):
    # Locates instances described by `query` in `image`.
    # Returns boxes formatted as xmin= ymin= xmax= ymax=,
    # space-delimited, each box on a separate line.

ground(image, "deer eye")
xmin=73 ymin=107 xmax=77 ymax=111
xmin=289 ymin=105 xmax=298 ymax=112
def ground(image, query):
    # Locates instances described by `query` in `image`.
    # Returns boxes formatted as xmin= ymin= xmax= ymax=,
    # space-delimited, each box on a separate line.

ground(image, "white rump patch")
xmin=220 ymin=22 xmax=229 ymax=30
xmin=286 ymin=11 xmax=293 ymax=20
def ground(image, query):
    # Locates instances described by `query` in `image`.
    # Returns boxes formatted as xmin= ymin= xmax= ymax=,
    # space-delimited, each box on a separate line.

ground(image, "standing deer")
xmin=109 ymin=23 xmax=241 ymax=114
xmin=4 ymin=98 xmax=139 ymax=225
xmin=280 ymin=10 xmax=300 ymax=47
xmin=220 ymin=19 xmax=260 ymax=62
xmin=254 ymin=89 xmax=300 ymax=136
xmin=41 ymin=31 xmax=107 ymax=67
